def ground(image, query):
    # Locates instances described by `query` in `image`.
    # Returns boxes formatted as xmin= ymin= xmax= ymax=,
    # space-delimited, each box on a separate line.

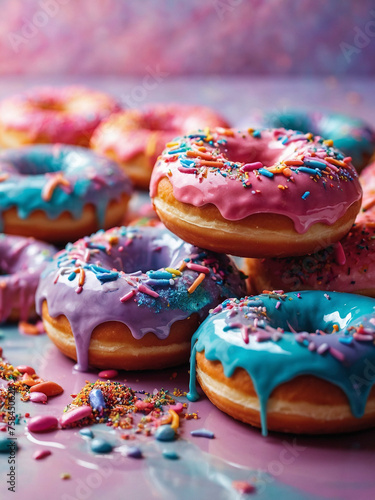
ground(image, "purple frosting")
xmin=36 ymin=225 xmax=246 ymax=371
xmin=0 ymin=234 xmax=56 ymax=322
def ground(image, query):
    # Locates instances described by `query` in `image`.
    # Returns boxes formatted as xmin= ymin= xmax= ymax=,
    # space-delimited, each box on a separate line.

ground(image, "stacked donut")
xmin=149 ymin=124 xmax=375 ymax=435
xmin=0 ymin=86 xmax=134 ymax=244
xmin=0 ymin=87 xmax=129 ymax=326
xmin=0 ymin=86 xmax=230 ymax=243
xmin=2 ymin=83 xmax=375 ymax=437
xmin=247 ymin=159 xmax=375 ymax=297
xmin=262 ymin=109 xmax=375 ymax=173
xmin=0 ymin=85 xmax=248 ymax=377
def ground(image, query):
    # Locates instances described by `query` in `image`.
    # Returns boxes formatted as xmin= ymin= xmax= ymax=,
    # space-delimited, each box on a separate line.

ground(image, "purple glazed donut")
xmin=36 ymin=225 xmax=246 ymax=371
xmin=0 ymin=234 xmax=56 ymax=322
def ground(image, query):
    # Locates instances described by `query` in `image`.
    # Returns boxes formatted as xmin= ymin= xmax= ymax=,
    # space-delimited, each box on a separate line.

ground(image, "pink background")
xmin=0 ymin=0 xmax=373 ymax=76
xmin=0 ymin=3 xmax=374 ymax=500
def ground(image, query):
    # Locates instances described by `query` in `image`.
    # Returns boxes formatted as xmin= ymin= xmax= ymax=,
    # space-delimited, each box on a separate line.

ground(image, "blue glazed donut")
xmin=263 ymin=110 xmax=375 ymax=172
xmin=0 ymin=145 xmax=132 ymax=243
xmin=188 ymin=291 xmax=375 ymax=435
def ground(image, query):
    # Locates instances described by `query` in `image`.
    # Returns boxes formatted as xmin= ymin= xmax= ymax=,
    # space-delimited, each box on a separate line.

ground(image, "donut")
xmin=150 ymin=127 xmax=362 ymax=258
xmin=246 ymin=218 xmax=375 ymax=296
xmin=0 ymin=86 xmax=121 ymax=148
xmin=188 ymin=291 xmax=375 ymax=435
xmin=0 ymin=145 xmax=132 ymax=244
xmin=262 ymin=110 xmax=375 ymax=172
xmin=0 ymin=234 xmax=56 ymax=322
xmin=358 ymin=161 xmax=375 ymax=221
xmin=35 ymin=225 xmax=246 ymax=371
xmin=91 ymin=104 xmax=230 ymax=189
xmin=246 ymin=161 xmax=375 ymax=296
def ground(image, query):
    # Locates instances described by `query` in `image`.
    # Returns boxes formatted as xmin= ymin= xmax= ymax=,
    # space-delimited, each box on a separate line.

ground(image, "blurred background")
xmin=0 ymin=0 xmax=374 ymax=123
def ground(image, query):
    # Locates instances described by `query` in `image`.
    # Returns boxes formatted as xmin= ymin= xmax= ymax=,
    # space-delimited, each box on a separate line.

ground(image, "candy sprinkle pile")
xmin=63 ymin=380 xmax=191 ymax=434
xmin=0 ymin=354 xmax=62 ymax=402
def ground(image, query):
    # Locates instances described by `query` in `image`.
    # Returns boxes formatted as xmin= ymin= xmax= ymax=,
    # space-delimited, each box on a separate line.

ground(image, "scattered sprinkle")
xmin=190 ymin=429 xmax=215 ymax=439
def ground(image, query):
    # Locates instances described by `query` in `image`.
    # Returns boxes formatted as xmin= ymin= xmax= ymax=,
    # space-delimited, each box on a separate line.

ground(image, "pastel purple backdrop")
xmin=0 ymin=0 xmax=373 ymax=76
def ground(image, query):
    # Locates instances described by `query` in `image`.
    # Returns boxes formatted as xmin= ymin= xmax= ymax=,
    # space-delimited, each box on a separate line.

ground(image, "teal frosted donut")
xmin=0 ymin=145 xmax=132 ymax=243
xmin=263 ymin=110 xmax=375 ymax=172
xmin=188 ymin=291 xmax=375 ymax=435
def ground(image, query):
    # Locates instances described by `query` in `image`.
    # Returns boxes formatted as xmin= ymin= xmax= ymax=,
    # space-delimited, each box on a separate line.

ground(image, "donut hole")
xmin=3 ymin=156 xmax=62 ymax=176
xmin=122 ymin=108 xmax=196 ymax=134
xmin=0 ymin=238 xmax=38 ymax=275
xmin=266 ymin=304 xmax=353 ymax=336
xmin=141 ymin=114 xmax=179 ymax=133
xmin=218 ymin=135 xmax=286 ymax=167
xmin=0 ymin=244 xmax=19 ymax=275
xmin=101 ymin=229 xmax=187 ymax=274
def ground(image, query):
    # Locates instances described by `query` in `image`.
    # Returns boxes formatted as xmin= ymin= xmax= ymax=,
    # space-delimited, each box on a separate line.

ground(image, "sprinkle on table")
xmin=190 ymin=428 xmax=215 ymax=439
xmin=232 ymin=480 xmax=256 ymax=494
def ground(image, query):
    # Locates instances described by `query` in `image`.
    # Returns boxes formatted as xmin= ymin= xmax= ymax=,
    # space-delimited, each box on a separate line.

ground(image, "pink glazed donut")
xmin=0 ymin=86 xmax=121 ymax=148
xmin=91 ymin=104 xmax=230 ymax=189
xmin=150 ymin=127 xmax=362 ymax=258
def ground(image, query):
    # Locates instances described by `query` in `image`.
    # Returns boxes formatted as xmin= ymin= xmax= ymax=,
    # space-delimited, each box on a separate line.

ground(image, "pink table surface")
xmin=0 ymin=77 xmax=374 ymax=500
xmin=1 ymin=323 xmax=374 ymax=500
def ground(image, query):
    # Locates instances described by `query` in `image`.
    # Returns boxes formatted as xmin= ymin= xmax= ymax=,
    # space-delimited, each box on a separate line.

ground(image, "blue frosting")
xmin=263 ymin=110 xmax=375 ymax=170
xmin=188 ymin=291 xmax=375 ymax=435
xmin=0 ymin=144 xmax=131 ymax=229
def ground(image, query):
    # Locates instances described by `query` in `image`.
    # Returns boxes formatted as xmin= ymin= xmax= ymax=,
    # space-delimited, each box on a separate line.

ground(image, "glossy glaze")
xmin=150 ymin=128 xmax=362 ymax=233
xmin=188 ymin=291 xmax=375 ymax=435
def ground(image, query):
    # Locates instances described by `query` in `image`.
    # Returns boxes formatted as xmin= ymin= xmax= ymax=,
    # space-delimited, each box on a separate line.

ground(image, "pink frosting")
xmin=150 ymin=128 xmax=362 ymax=233
xmin=91 ymin=104 xmax=229 ymax=168
xmin=0 ymin=86 xmax=121 ymax=145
